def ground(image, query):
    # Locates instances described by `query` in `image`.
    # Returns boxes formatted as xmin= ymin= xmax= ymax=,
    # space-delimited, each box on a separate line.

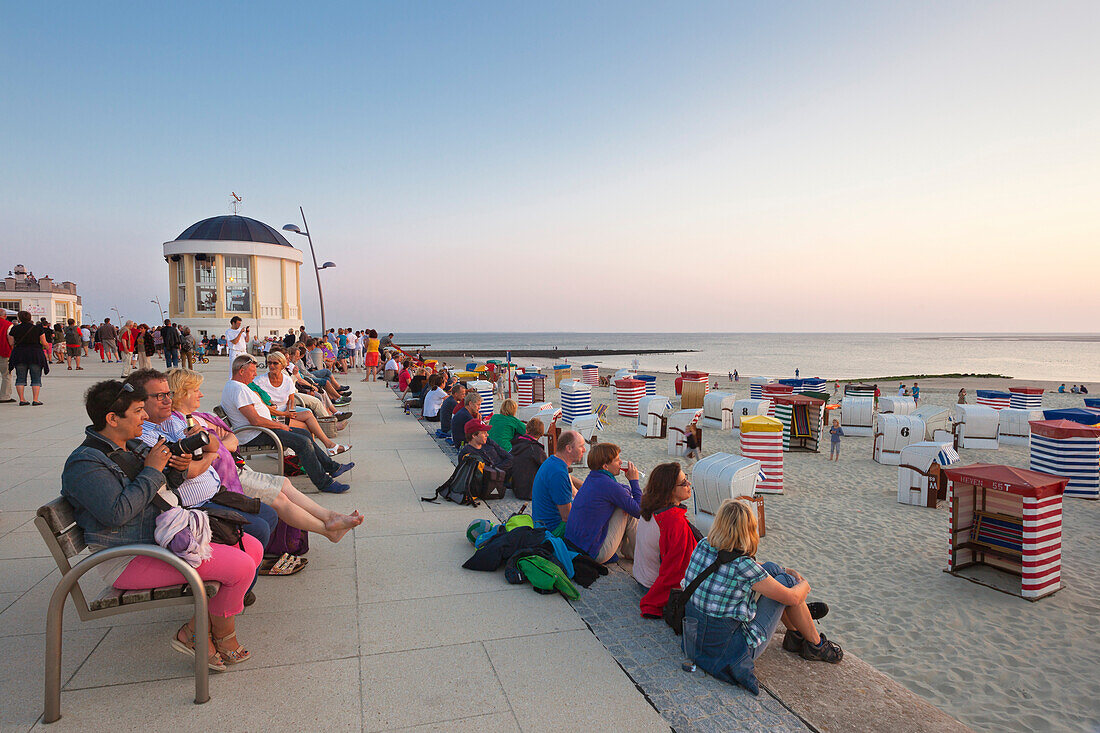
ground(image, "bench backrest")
xmin=970 ymin=510 xmax=1022 ymax=556
xmin=35 ymin=497 xmax=96 ymax=617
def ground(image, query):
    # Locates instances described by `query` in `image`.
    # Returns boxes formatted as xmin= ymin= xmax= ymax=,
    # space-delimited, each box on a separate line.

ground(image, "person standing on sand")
xmin=958 ymin=388 xmax=967 ymax=404
xmin=795 ymin=368 xmax=799 ymax=379
xmin=833 ymin=381 xmax=839 ymax=395
xmin=912 ymin=383 xmax=920 ymax=405
xmin=829 ymin=420 xmax=843 ymax=462
xmin=734 ymin=370 xmax=739 ymax=382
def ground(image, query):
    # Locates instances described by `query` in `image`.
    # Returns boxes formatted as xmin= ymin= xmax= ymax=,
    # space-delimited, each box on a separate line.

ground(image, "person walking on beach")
xmin=829 ymin=420 xmax=843 ymax=462
xmin=833 ymin=381 xmax=839 ymax=395
xmin=734 ymin=370 xmax=738 ymax=382
xmin=898 ymin=383 xmax=906 ymax=397
xmin=685 ymin=428 xmax=702 ymax=461
xmin=97 ymin=318 xmax=118 ymax=363
xmin=957 ymin=388 xmax=967 ymax=404
xmin=795 ymin=368 xmax=799 ymax=379
xmin=912 ymin=382 xmax=920 ymax=405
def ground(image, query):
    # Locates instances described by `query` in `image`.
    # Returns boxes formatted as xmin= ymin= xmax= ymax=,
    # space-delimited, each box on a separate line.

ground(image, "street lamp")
xmin=151 ymin=297 xmax=166 ymax=321
xmin=110 ymin=307 xmax=122 ymax=324
xmin=283 ymin=207 xmax=335 ymax=335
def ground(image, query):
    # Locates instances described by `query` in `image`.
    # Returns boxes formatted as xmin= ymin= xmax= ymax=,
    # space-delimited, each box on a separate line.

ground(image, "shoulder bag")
xmin=663 ymin=549 xmax=743 ymax=634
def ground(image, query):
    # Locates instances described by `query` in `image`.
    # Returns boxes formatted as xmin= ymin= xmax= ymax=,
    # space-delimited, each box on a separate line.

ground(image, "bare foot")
xmin=324 ymin=511 xmax=364 ymax=542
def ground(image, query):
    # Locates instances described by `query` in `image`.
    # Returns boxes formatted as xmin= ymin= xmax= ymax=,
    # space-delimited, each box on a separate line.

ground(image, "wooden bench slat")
xmin=56 ymin=528 xmax=86 ymax=559
xmin=89 ymin=587 xmax=123 ymax=611
xmin=120 ymin=588 xmax=153 ymax=605
xmin=37 ymin=498 xmax=76 ymax=534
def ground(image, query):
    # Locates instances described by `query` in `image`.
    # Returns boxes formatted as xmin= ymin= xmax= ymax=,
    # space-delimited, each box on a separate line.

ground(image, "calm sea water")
xmin=399 ymin=333 xmax=1100 ymax=382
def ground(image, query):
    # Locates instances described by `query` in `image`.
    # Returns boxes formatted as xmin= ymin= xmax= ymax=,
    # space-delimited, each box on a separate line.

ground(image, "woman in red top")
xmin=633 ymin=462 xmax=699 ymax=618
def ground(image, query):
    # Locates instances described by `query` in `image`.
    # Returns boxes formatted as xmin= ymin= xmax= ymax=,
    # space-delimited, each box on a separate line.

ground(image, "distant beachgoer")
xmin=1071 ymin=385 xmax=1080 ymax=394
xmin=958 ymin=388 xmax=967 ymax=404
xmin=912 ymin=383 xmax=920 ymax=405
xmin=1082 ymin=385 xmax=1089 ymax=394
xmin=833 ymin=381 xmax=839 ymax=395
xmin=1058 ymin=384 xmax=1066 ymax=393
xmin=675 ymin=364 xmax=679 ymax=373
xmin=733 ymin=370 xmax=739 ymax=382
xmin=729 ymin=372 xmax=733 ymax=382
xmin=795 ymin=368 xmax=799 ymax=379
xmin=874 ymin=385 xmax=880 ymax=399
xmin=829 ymin=420 xmax=843 ymax=462
xmin=898 ymin=384 xmax=905 ymax=396
xmin=685 ymin=429 xmax=701 ymax=461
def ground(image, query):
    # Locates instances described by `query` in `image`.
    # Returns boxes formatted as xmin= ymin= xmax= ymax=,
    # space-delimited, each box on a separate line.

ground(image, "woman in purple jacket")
xmin=564 ymin=443 xmax=642 ymax=562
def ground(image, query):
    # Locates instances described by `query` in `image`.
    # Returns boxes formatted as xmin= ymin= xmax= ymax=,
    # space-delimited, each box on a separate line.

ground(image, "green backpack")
xmin=516 ymin=555 xmax=579 ymax=600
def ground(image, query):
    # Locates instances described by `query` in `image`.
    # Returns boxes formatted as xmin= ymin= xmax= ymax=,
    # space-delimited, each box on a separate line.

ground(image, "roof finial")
xmin=230 ymin=192 xmax=242 ymax=214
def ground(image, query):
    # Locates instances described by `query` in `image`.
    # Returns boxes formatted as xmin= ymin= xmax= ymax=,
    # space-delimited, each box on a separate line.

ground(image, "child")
xmin=829 ymin=419 xmax=843 ymax=462
xmin=685 ymin=428 xmax=701 ymax=460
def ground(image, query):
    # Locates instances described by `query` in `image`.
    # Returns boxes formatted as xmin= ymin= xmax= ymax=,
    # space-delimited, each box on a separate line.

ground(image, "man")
xmin=459 ymin=419 xmax=513 ymax=478
xmin=97 ymin=318 xmax=118 ymax=363
xmin=531 ymin=430 xmax=587 ymax=531
xmin=451 ymin=391 xmax=481 ymax=448
xmin=383 ymin=353 xmax=399 ymax=383
xmin=438 ymin=383 xmax=465 ymax=439
xmin=221 ymin=354 xmax=353 ymax=493
xmin=126 ymin=368 xmax=278 ymax=547
xmin=0 ymin=308 xmax=13 ymax=403
xmin=80 ymin=323 xmax=92 ymax=356
xmin=283 ymin=329 xmax=296 ymax=349
xmin=160 ymin=319 xmax=181 ymax=368
xmin=302 ymin=340 xmax=352 ymax=404
xmin=225 ymin=317 xmax=248 ymax=373
xmin=380 ymin=332 xmax=394 ymax=351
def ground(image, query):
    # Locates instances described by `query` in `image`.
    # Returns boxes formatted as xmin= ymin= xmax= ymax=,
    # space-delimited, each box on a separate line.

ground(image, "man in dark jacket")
xmin=509 ymin=417 xmax=548 ymax=500
xmin=438 ymin=383 xmax=466 ymax=439
xmin=450 ymin=391 xmax=480 ymax=448
xmin=459 ymin=419 xmax=513 ymax=478
xmin=159 ymin=319 xmax=181 ymax=369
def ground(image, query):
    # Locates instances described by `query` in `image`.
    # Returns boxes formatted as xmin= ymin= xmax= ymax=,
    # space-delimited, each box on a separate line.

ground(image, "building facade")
xmin=1 ymin=264 xmax=82 ymax=324
xmin=163 ymin=215 xmax=305 ymax=338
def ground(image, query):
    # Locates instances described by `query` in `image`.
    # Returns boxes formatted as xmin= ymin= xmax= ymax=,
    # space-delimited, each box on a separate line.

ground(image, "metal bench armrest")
xmin=233 ymin=426 xmax=285 ymax=476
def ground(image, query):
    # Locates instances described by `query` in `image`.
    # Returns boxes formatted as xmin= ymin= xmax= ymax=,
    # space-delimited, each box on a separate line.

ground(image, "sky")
xmin=2 ymin=1 xmax=1098 ymax=333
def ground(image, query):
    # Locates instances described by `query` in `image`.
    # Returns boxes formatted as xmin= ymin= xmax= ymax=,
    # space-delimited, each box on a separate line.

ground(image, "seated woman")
xmin=684 ymin=499 xmax=841 ymax=696
xmin=252 ymin=352 xmax=350 ymax=456
xmin=509 ymin=417 xmax=547 ymax=501
xmin=168 ymin=368 xmax=363 ymax=543
xmin=564 ymin=443 xmax=642 ymax=563
xmin=634 ymin=463 xmax=699 ymax=618
xmin=459 ymin=419 xmax=514 ymax=477
xmin=62 ymin=380 xmax=261 ymax=671
xmin=488 ymin=398 xmax=526 ymax=451
xmin=422 ymin=374 xmax=448 ymax=421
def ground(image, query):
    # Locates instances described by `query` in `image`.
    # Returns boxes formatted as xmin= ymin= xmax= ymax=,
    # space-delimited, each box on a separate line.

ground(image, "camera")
xmin=168 ymin=431 xmax=210 ymax=456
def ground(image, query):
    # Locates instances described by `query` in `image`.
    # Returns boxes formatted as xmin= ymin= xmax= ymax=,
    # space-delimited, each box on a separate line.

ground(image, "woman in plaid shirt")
xmin=683 ymin=500 xmax=842 ymax=695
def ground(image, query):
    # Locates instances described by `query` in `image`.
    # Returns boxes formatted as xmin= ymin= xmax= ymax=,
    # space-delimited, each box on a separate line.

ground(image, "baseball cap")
xmin=465 ymin=419 xmax=490 ymax=436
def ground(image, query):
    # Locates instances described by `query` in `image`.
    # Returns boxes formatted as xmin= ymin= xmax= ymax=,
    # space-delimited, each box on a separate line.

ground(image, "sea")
xmin=397 ymin=333 xmax=1100 ymax=383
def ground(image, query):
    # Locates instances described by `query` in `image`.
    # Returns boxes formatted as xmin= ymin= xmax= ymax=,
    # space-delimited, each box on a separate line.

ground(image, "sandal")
xmin=212 ymin=630 xmax=251 ymax=664
xmin=170 ymin=623 xmax=227 ymax=672
xmin=326 ymin=444 xmax=350 ymax=456
xmin=258 ymin=553 xmax=309 ymax=576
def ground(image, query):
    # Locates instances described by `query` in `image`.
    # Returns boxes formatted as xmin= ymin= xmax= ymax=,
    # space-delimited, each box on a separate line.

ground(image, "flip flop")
xmin=258 ymin=553 xmax=308 ymax=576
xmin=326 ymin=444 xmax=350 ymax=456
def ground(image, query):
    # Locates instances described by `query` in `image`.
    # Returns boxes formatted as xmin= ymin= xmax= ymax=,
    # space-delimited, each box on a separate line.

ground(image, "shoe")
xmin=19 ymin=401 xmax=30 ymax=406
xmin=320 ymin=479 xmax=350 ymax=494
xmin=334 ymin=397 xmax=351 ymax=406
xmin=326 ymin=444 xmax=351 ymax=457
xmin=243 ymin=590 xmax=257 ymax=607
xmin=212 ymin=630 xmax=251 ymax=664
xmin=800 ymin=632 xmax=843 ymax=663
xmin=331 ymin=461 xmax=355 ymax=478
xmin=782 ymin=630 xmax=805 ymax=653
xmin=334 ymin=411 xmax=353 ymax=420
xmin=0 ymin=399 xmax=14 ymax=404
xmin=170 ymin=623 xmax=227 ymax=672
xmin=32 ymin=401 xmax=43 ymax=406
xmin=338 ymin=387 xmax=351 ymax=394
xmin=808 ymin=601 xmax=829 ymax=620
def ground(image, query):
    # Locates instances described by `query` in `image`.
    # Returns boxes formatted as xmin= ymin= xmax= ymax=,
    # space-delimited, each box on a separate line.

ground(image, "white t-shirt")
xmin=423 ymin=387 xmax=448 ymax=418
xmin=225 ymin=326 xmax=246 ymax=353
xmin=632 ymin=516 xmax=662 ymax=588
xmin=385 ymin=358 xmax=399 ymax=372
xmin=254 ymin=372 xmax=297 ymax=410
xmin=221 ymin=379 xmax=270 ymax=444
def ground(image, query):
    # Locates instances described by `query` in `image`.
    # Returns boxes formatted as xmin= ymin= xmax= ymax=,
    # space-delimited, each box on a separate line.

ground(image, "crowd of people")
xmin=392 ymin=358 xmax=844 ymax=696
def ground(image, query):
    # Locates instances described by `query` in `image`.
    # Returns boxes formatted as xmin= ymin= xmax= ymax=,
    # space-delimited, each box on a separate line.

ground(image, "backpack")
xmin=515 ymin=555 xmax=579 ymax=600
xmin=422 ymin=455 xmax=486 ymax=506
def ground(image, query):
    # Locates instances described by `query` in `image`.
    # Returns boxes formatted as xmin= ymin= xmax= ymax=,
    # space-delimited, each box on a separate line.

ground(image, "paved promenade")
xmin=0 ymin=360 xmax=669 ymax=731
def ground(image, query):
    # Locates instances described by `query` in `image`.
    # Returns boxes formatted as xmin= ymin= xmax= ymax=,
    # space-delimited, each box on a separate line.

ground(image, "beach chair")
xmin=594 ymin=403 xmax=609 ymax=428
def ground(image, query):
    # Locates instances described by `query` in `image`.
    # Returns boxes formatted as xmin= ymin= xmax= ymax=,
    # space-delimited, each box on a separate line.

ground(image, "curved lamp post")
xmin=283 ymin=208 xmax=335 ymax=334
xmin=150 ymin=297 xmax=166 ymax=321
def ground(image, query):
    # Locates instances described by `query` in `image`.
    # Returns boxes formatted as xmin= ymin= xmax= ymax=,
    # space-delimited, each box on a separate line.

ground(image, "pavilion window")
xmin=195 ymin=259 xmax=217 ymax=313
xmin=224 ymin=256 xmax=251 ymax=313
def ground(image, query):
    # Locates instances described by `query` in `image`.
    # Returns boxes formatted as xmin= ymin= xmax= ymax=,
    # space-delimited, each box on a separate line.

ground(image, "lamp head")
xmin=320 ymin=261 xmax=336 ymax=269
xmin=282 ymin=224 xmax=303 ymax=234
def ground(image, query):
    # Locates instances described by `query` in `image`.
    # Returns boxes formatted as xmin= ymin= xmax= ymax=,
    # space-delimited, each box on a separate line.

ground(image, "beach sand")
xmin=494 ymin=364 xmax=1099 ymax=733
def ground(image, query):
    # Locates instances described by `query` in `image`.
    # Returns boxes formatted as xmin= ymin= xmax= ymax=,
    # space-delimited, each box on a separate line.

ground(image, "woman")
xmin=683 ymin=500 xmax=841 ymax=696
xmin=180 ymin=326 xmax=196 ymax=369
xmin=362 ymin=329 xmax=381 ymax=382
xmin=422 ymin=374 xmax=448 ymax=421
xmin=7 ymin=310 xmax=49 ymax=406
xmin=564 ymin=443 xmax=642 ymax=563
xmin=51 ymin=323 xmax=65 ymax=363
xmin=64 ymin=318 xmax=83 ymax=370
xmin=254 ymin=351 xmax=349 ymax=456
xmin=488 ymin=399 xmax=526 ymax=451
xmin=634 ymin=463 xmax=698 ymax=618
xmin=62 ymin=380 xmax=260 ymax=670
xmin=137 ymin=324 xmax=155 ymax=370
xmin=958 ymin=388 xmax=967 ymax=404
xmin=168 ymin=368 xmax=363 ymax=542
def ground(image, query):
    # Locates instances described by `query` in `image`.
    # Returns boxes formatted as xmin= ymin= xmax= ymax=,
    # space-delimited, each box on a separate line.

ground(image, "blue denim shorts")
xmin=15 ymin=362 xmax=43 ymax=387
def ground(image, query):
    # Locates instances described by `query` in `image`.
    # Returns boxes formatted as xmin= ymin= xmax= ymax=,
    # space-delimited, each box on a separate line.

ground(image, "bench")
xmin=960 ymin=510 xmax=1023 ymax=567
xmin=212 ymin=405 xmax=286 ymax=468
xmin=36 ymin=496 xmax=218 ymax=722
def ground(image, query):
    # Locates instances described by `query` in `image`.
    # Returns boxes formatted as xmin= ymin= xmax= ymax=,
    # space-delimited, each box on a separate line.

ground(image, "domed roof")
xmin=175 ymin=215 xmax=293 ymax=247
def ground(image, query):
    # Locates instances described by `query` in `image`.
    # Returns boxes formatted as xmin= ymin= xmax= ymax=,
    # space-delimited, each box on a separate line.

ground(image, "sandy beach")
xmin=488 ymin=364 xmax=1099 ymax=733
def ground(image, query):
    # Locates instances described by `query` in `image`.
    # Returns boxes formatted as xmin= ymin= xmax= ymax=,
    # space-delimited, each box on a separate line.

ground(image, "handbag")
xmin=663 ymin=549 xmax=743 ymax=635
xmin=208 ymin=488 xmax=261 ymax=515
xmin=204 ymin=505 xmax=249 ymax=550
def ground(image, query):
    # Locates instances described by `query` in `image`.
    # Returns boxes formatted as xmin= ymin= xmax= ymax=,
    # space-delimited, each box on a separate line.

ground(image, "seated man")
xmin=221 ymin=355 xmax=354 ymax=494
xmin=451 ymin=391 xmax=481 ymax=448
xmin=530 ymin=430 xmax=587 ymax=532
xmin=383 ymin=353 xmax=399 ymax=383
xmin=422 ymin=374 xmax=448 ymax=422
xmin=438 ymin=383 xmax=465 ymax=439
xmin=293 ymin=344 xmax=350 ymax=406
xmin=459 ymin=418 xmax=514 ymax=479
xmin=125 ymin=368 xmax=278 ymax=549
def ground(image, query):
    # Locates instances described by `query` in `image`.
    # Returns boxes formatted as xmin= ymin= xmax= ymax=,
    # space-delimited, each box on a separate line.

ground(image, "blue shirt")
xmin=564 ymin=469 xmax=641 ymax=558
xmin=531 ymin=456 xmax=572 ymax=529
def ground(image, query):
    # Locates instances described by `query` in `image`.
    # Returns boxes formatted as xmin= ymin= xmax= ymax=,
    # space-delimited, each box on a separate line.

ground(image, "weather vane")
xmin=230 ymin=192 xmax=242 ymax=214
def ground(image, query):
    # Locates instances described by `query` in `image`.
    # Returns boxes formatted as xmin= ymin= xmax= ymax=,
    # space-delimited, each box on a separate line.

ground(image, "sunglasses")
xmin=108 ymin=382 xmax=136 ymax=416
xmin=676 ymin=478 xmax=692 ymax=487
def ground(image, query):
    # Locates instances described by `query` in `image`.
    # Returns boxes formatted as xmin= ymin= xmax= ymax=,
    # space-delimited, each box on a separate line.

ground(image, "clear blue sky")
xmin=3 ymin=1 xmax=1098 ymax=331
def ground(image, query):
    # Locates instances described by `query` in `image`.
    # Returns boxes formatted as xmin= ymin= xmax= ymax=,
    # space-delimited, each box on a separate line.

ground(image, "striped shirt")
xmin=682 ymin=539 xmax=769 ymax=647
xmin=141 ymin=415 xmax=220 ymax=508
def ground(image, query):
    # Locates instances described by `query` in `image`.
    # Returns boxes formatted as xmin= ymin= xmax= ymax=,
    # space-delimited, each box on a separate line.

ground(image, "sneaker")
xmin=333 ymin=411 xmax=353 ymax=420
xmin=782 ymin=630 xmax=805 ymax=653
xmin=338 ymin=386 xmax=351 ymax=394
xmin=808 ymin=601 xmax=829 ymax=620
xmin=800 ymin=632 xmax=843 ymax=663
xmin=334 ymin=397 xmax=351 ymax=406
xmin=320 ymin=479 xmax=350 ymax=494
xmin=243 ymin=590 xmax=257 ymax=607
xmin=331 ymin=461 xmax=355 ymax=479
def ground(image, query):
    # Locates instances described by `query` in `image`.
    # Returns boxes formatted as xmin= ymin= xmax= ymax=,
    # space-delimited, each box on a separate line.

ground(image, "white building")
xmin=0 ymin=264 xmax=82 ymax=324
xmin=163 ymin=215 xmax=305 ymax=338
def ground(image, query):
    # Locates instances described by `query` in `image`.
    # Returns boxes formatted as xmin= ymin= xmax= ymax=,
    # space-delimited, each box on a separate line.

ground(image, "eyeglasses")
xmin=148 ymin=391 xmax=174 ymax=402
xmin=675 ymin=478 xmax=692 ymax=487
